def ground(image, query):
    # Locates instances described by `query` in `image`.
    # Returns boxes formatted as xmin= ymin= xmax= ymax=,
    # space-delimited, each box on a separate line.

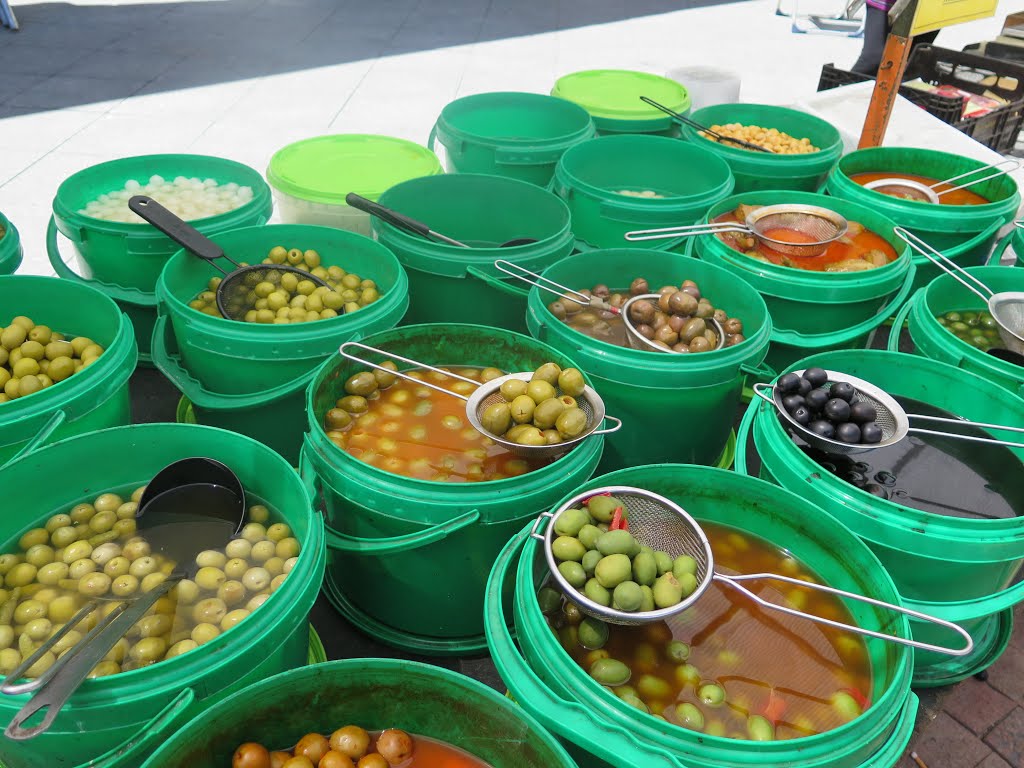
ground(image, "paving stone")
xmin=988 ymin=647 xmax=1024 ymax=705
xmin=975 ymin=752 xmax=1013 ymax=768
xmin=984 ymin=707 xmax=1024 ymax=767
xmin=901 ymin=713 xmax=993 ymax=768
xmin=944 ymin=678 xmax=1018 ymax=737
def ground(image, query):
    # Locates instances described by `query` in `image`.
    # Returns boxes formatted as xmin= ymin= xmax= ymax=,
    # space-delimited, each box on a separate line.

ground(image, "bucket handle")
xmin=771 ymin=262 xmax=917 ymax=345
xmin=466 ymin=265 xmax=530 ymax=299
xmin=740 ymin=360 xmax=777 ymax=384
xmin=82 ymin=688 xmax=195 ymax=767
xmin=988 ymin=229 xmax=1016 ymax=266
xmin=0 ymin=410 xmax=67 ymax=472
xmin=46 ymin=216 xmax=155 ymax=306
xmin=484 ymin=532 xmax=689 ymax=768
xmin=150 ymin=313 xmax=319 ymax=408
xmin=885 ymin=289 xmax=921 ymax=354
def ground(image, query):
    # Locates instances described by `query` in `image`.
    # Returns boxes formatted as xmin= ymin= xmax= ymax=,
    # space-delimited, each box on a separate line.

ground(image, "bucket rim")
xmin=435 ymin=91 xmax=596 ymax=148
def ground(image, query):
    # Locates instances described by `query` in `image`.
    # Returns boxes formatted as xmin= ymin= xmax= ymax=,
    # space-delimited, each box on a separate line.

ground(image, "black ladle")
xmin=640 ymin=96 xmax=774 ymax=154
xmin=3 ymin=462 xmax=246 ymax=740
xmin=346 ymin=193 xmax=537 ymax=248
xmin=989 ymin=347 xmax=1024 ymax=366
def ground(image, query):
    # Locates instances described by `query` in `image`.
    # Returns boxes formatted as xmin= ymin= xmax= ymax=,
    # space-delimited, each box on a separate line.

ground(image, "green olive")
xmin=191 ymin=623 xmax=220 ymax=645
xmin=338 ymin=395 xmax=368 ymax=414
xmin=344 ymin=372 xmax=379 ymax=397
xmin=217 ymin=580 xmax=247 ymax=607
xmin=557 ymin=561 xmax=587 ymax=588
xmin=195 ymin=550 xmax=227 ymax=569
xmin=533 ymin=397 xmax=566 ymax=429
xmin=224 ymin=557 xmax=248 ymax=580
xmin=44 ymin=514 xmax=72 ymax=534
xmin=557 ymin=367 xmax=586 ymax=397
xmin=224 ymin=538 xmax=252 ymax=560
xmin=532 ymin=362 xmax=562 ymax=386
xmin=192 ymin=597 xmax=227 ymax=625
xmin=251 ymin=540 xmax=276 ymax=562
xmin=526 ymin=379 xmax=557 ymax=405
xmin=135 ymin=614 xmax=172 ymax=638
xmin=675 ymin=702 xmax=705 ymax=730
xmin=25 ymin=544 xmax=55 ymax=568
xmin=69 ymin=504 xmax=96 ymax=525
xmin=653 ymin=572 xmax=684 ymax=608
xmin=79 ymin=572 xmax=112 ymax=597
xmin=103 ymin=557 xmax=130 ymax=579
xmin=111 ymin=574 xmax=140 ymax=597
xmin=556 ymin=407 xmax=587 ymax=439
xmin=130 ymin=637 xmax=168 ymax=663
xmin=6 ymin=563 xmax=37 ymax=588
xmin=166 ymin=639 xmax=198 ymax=659
xmin=240 ymin=523 xmax=266 ymax=543
xmin=480 ymin=402 xmax=512 ymax=435
xmin=590 ymin=657 xmax=631 ymax=686
xmin=499 ymin=379 xmax=528 ymax=401
xmin=699 ymin=682 xmax=726 ymax=707
xmin=612 ymin=581 xmax=643 ymax=612
xmin=509 ymin=395 xmax=536 ymax=424
xmin=14 ymin=599 xmax=47 ymax=624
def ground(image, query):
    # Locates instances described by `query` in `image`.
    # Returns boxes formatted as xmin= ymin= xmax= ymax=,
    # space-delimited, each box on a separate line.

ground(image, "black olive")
xmin=875 ymin=470 xmax=897 ymax=486
xmin=777 ymin=373 xmax=802 ymax=393
xmin=797 ymin=377 xmax=813 ymax=396
xmin=830 ymin=382 xmax=856 ymax=402
xmin=845 ymin=471 xmax=867 ymax=486
xmin=805 ymin=388 xmax=829 ymax=412
xmin=863 ymin=483 xmax=889 ymax=499
xmin=782 ymin=394 xmax=806 ymax=414
xmin=861 ymin=422 xmax=883 ymax=444
xmin=849 ymin=401 xmax=878 ymax=424
xmin=803 ymin=367 xmax=828 ymax=388
xmin=852 ymin=462 xmax=872 ymax=473
xmin=808 ymin=420 xmax=835 ymax=438
xmin=824 ymin=398 xmax=851 ymax=423
xmin=791 ymin=406 xmax=811 ymax=425
xmin=836 ymin=422 xmax=862 ymax=443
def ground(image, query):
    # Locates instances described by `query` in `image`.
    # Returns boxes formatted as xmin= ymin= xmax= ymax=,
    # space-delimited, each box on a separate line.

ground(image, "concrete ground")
xmin=4 ymin=1 xmax=1024 ymax=766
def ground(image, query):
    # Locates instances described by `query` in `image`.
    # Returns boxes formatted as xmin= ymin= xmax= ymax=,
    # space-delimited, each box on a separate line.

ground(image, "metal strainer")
xmin=532 ymin=485 xmax=973 ymax=655
xmin=864 ymin=159 xmax=1019 ymax=204
xmin=337 ymin=342 xmax=621 ymax=460
xmin=753 ymin=368 xmax=1024 ymax=454
xmin=896 ymin=227 xmax=1024 ymax=356
xmin=620 ymin=293 xmax=725 ymax=353
xmin=493 ymin=260 xmax=620 ymax=314
xmin=624 ymin=204 xmax=849 ymax=258
xmin=129 ymin=196 xmax=331 ymax=321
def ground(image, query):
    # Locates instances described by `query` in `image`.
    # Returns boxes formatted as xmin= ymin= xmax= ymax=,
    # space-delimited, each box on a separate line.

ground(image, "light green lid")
xmin=551 ymin=70 xmax=689 ymax=122
xmin=266 ymin=134 xmax=442 ymax=205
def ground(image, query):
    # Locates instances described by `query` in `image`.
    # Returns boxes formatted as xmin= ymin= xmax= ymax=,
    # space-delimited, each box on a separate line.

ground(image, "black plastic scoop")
xmin=640 ymin=96 xmax=773 ymax=153
xmin=346 ymin=193 xmax=537 ymax=248
xmin=3 ymin=460 xmax=246 ymax=740
xmin=989 ymin=347 xmax=1024 ymax=366
xmin=129 ymin=195 xmax=331 ymax=321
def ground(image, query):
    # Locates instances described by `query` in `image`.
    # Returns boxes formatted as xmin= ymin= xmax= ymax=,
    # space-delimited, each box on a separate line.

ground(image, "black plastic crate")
xmin=818 ymin=45 xmax=1024 ymax=152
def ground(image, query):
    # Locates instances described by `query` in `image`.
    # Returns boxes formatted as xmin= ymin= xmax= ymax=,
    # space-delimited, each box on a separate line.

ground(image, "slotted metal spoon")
xmin=493 ymin=260 xmax=620 ymax=314
xmin=129 ymin=196 xmax=331 ymax=321
xmin=624 ymin=204 xmax=849 ymax=258
xmin=895 ymin=227 xmax=1024 ymax=356
xmin=532 ymin=485 xmax=973 ymax=656
xmin=753 ymin=368 xmax=1024 ymax=454
xmin=2 ymin=461 xmax=246 ymax=739
xmin=864 ymin=159 xmax=1019 ymax=204
xmin=639 ymin=96 xmax=773 ymax=153
xmin=620 ymin=293 xmax=725 ymax=353
xmin=337 ymin=342 xmax=621 ymax=460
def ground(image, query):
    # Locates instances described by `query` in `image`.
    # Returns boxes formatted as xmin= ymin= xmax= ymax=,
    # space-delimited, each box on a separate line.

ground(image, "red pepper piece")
xmin=609 ymin=506 xmax=629 ymax=532
xmin=842 ymin=687 xmax=871 ymax=711
xmin=762 ymin=689 xmax=787 ymax=724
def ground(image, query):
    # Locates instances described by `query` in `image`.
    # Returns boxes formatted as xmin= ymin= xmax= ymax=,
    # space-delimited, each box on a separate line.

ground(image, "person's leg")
xmin=851 ymin=6 xmax=889 ymax=75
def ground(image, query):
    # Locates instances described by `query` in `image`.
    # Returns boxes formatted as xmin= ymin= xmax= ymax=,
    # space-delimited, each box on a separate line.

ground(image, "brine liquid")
xmin=791 ymin=396 xmax=1024 ymax=520
xmin=388 ymin=733 xmax=493 ymax=767
xmin=850 ymin=171 xmax=991 ymax=206
xmin=333 ymin=367 xmax=547 ymax=482
xmin=564 ymin=522 xmax=873 ymax=741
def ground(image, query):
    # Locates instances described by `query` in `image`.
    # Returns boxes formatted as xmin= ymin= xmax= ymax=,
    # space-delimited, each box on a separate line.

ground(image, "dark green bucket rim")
xmin=910 ymin=607 xmax=1013 ymax=688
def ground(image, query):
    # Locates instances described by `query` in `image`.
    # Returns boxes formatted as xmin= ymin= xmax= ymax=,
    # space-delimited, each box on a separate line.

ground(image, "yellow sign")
xmin=911 ymin=0 xmax=998 ymax=36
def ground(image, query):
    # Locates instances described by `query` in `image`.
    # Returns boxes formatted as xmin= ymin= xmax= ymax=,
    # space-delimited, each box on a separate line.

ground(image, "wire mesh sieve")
xmin=864 ymin=159 xmax=1019 ymax=205
xmin=621 ymin=293 xmax=725 ymax=353
xmin=532 ymin=485 xmax=974 ymax=655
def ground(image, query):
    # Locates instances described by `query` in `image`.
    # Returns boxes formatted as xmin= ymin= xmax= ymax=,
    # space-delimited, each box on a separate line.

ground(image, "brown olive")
xmin=713 ymin=309 xmax=728 ymax=323
xmin=657 ymin=292 xmax=673 ymax=313
xmin=270 ymin=753 xmax=292 ymax=768
xmin=704 ymin=330 xmax=720 ymax=347
xmin=325 ymin=409 xmax=352 ymax=431
xmin=330 ymin=726 xmax=370 ymax=759
xmin=671 ymin=343 xmax=691 ymax=353
xmin=548 ymin=301 xmax=567 ymax=320
xmin=668 ymin=314 xmax=686 ymax=333
xmin=375 ymin=729 xmax=414 ymax=765
xmin=628 ymin=299 xmax=656 ymax=325
xmin=294 ymin=734 xmax=330 ymax=765
xmin=689 ymin=336 xmax=712 ymax=353
xmin=726 ymin=333 xmax=746 ymax=346
xmin=319 ymin=752 xmax=355 ymax=768
xmin=608 ymin=293 xmax=626 ymax=308
xmin=356 ymin=756 xmax=387 ymax=768
xmin=630 ymin=277 xmax=650 ymax=296
xmin=657 ymin=285 xmax=676 ymax=296
xmin=651 ymin=313 xmax=668 ymax=330
xmin=234 ymin=743 xmax=272 ymax=768
xmin=635 ymin=323 xmax=654 ymax=340
xmin=654 ymin=325 xmax=679 ymax=346
xmin=695 ymin=302 xmax=715 ymax=319
xmin=681 ymin=285 xmax=701 ymax=301
xmin=668 ymin=291 xmax=698 ymax=316
xmin=591 ymin=283 xmax=610 ymax=298
xmin=724 ymin=317 xmax=744 ymax=335
xmin=652 ymin=339 xmax=671 ymax=350
xmin=680 ymin=318 xmax=706 ymax=343
xmin=283 ymin=758 xmax=315 ymax=768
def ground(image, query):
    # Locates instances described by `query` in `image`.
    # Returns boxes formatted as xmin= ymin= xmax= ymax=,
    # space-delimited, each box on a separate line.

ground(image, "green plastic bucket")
xmin=551 ymin=70 xmax=691 ymax=136
xmin=827 ymin=147 xmax=1020 ymax=293
xmin=373 ymin=174 xmax=573 ymax=334
xmin=266 ymin=134 xmax=443 ymax=235
xmin=890 ymin=266 xmax=1024 ymax=399
xmin=141 ymin=659 xmax=578 ymax=768
xmin=692 ymin=190 xmax=916 ymax=373
xmin=0 ymin=211 xmax=23 ymax=274
xmin=551 ymin=135 xmax=735 ymax=251
xmin=0 ymin=423 xmax=325 ymax=768
xmin=526 ymin=249 xmax=772 ymax=473
xmin=51 ymin=154 xmax=272 ymax=293
xmin=737 ymin=349 xmax=1024 ymax=682
xmin=485 ymin=464 xmax=917 ymax=768
xmin=302 ymin=323 xmax=603 ymax=655
xmin=680 ymin=104 xmax=842 ymax=193
xmin=429 ymin=92 xmax=595 ymax=187
xmin=0 ymin=275 xmax=136 ymax=467
xmin=156 ymin=224 xmax=408 ymax=396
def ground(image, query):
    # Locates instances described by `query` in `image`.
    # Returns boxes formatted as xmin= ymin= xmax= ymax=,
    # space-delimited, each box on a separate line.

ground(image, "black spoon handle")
xmin=129 ymin=195 xmax=234 ymax=270
xmin=639 ymin=96 xmax=772 ymax=154
xmin=345 ymin=193 xmax=436 ymax=239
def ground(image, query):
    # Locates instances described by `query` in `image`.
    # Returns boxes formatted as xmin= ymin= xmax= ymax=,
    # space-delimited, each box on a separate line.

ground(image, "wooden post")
xmin=858 ymin=0 xmax=919 ymax=148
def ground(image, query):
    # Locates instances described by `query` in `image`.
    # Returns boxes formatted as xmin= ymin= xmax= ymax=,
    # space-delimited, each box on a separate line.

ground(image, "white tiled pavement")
xmin=0 ymin=0 xmax=1017 ymax=275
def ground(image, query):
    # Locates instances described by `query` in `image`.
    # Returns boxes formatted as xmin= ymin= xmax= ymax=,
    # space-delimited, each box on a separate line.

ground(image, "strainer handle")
xmin=337 ymin=342 xmax=477 ymax=402
xmin=493 ymin=259 xmax=608 ymax=310
xmin=936 ymin=159 xmax=1020 ymax=196
xmin=751 ymin=382 xmax=778 ymax=406
xmin=893 ymin=227 xmax=993 ymax=304
xmin=715 ymin=572 xmax=974 ymax=657
xmin=623 ymin=222 xmax=751 ymax=242
xmin=591 ymin=415 xmax=623 ymax=436
xmin=908 ymin=419 xmax=1024 ymax=450
xmin=529 ymin=511 xmax=555 ymax=541
xmin=0 ymin=600 xmax=101 ymax=695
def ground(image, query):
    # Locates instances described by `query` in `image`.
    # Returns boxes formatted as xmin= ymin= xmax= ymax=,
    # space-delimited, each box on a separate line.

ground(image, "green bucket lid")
xmin=551 ymin=69 xmax=689 ymax=122
xmin=266 ymin=134 xmax=442 ymax=205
